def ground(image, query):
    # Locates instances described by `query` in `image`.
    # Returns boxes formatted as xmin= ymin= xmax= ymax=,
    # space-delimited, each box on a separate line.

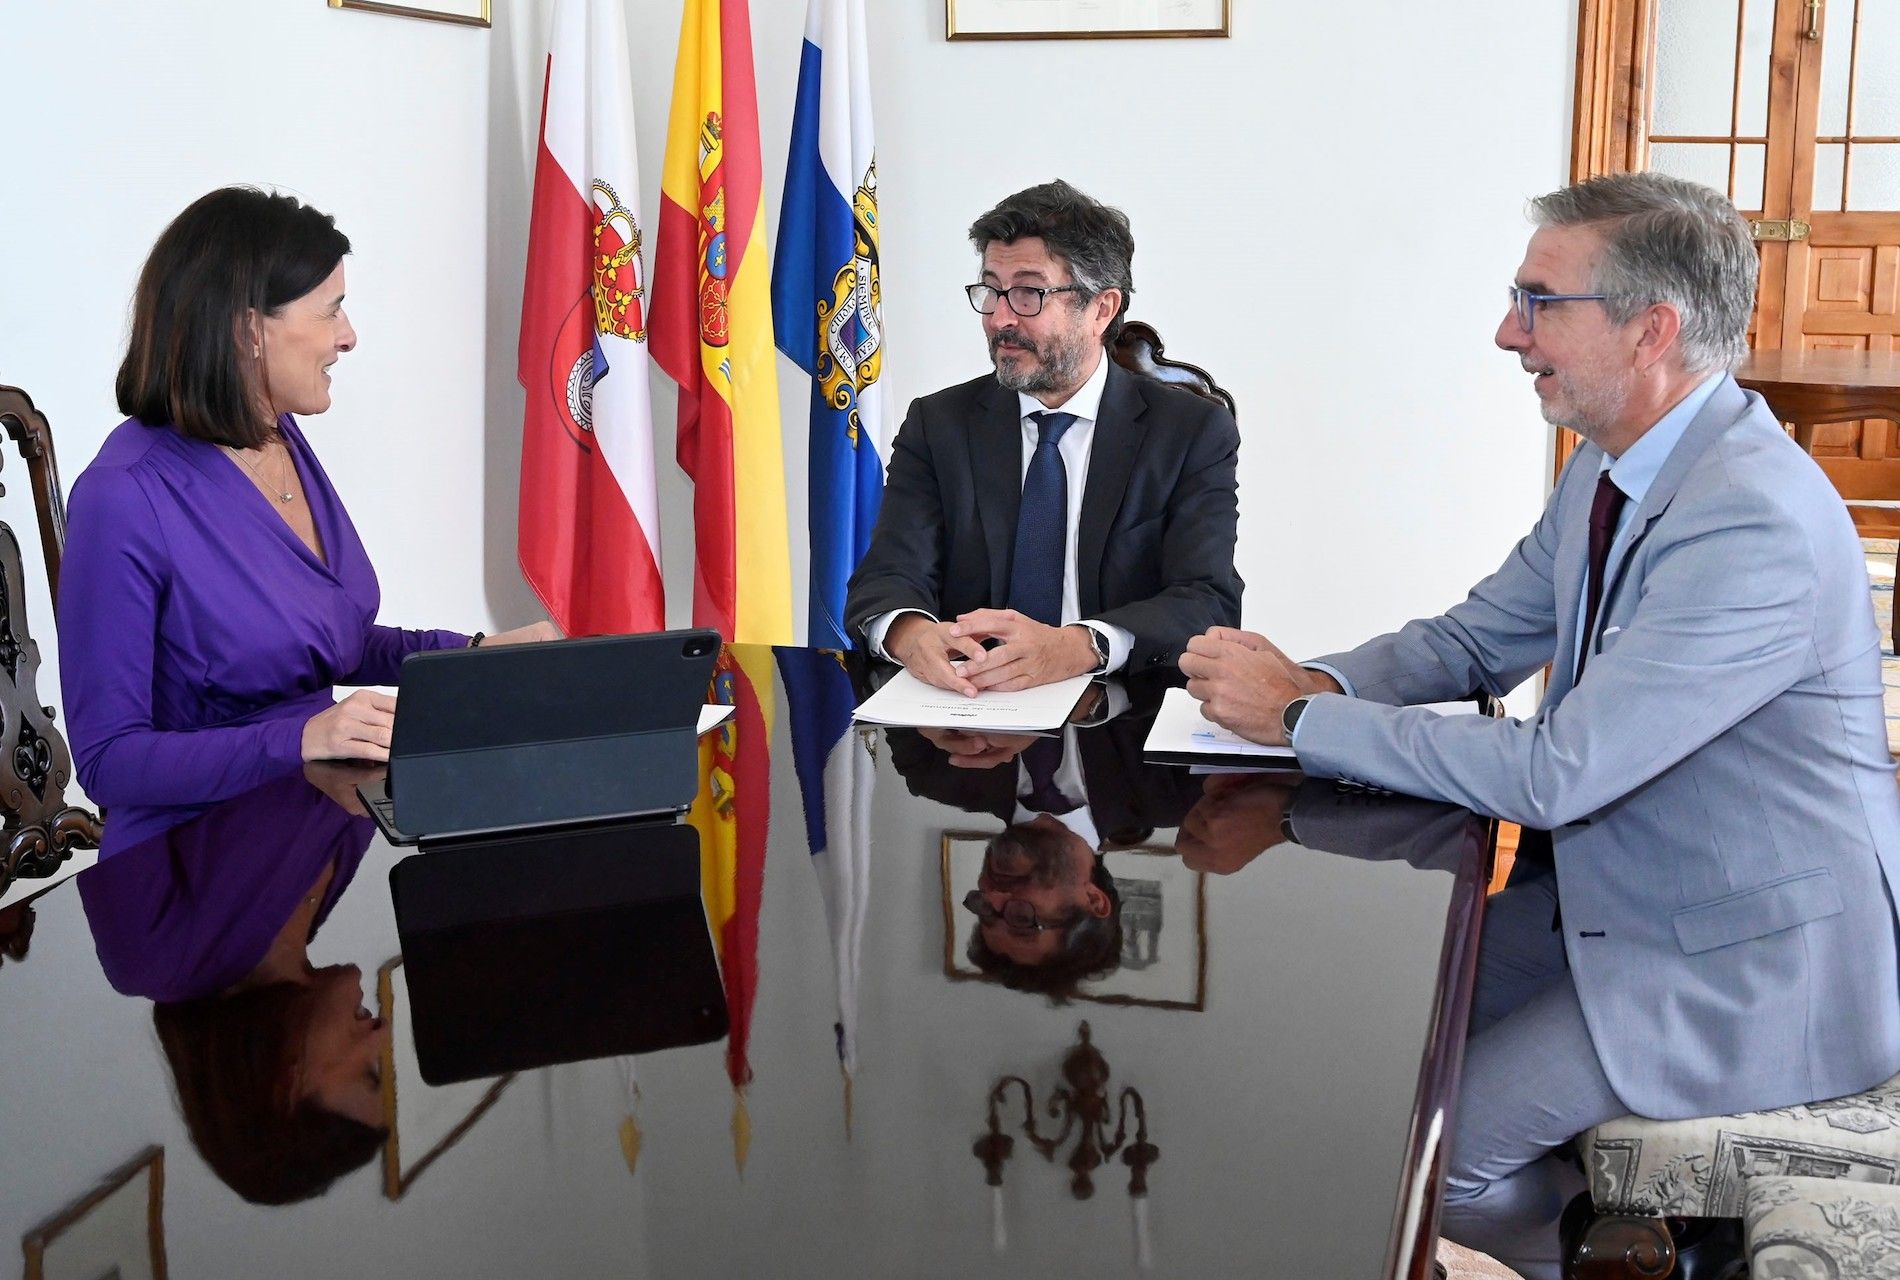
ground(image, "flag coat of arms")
xmin=772 ymin=0 xmax=886 ymax=652
xmin=652 ymin=0 xmax=793 ymax=647
xmin=517 ymin=0 xmax=664 ymax=636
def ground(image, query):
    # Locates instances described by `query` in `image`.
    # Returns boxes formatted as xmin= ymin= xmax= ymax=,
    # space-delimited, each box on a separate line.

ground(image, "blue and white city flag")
xmin=775 ymin=648 xmax=874 ymax=1135
xmin=771 ymin=0 xmax=884 ymax=651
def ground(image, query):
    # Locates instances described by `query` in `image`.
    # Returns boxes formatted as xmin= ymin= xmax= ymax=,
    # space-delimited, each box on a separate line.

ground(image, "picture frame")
xmin=377 ymin=957 xmax=513 ymax=1200
xmin=947 ymin=0 xmax=1230 ymax=41
xmin=941 ymin=830 xmax=1208 ymax=1010
xmin=22 ymin=1146 xmax=168 ymax=1280
xmin=327 ymin=0 xmax=490 ymax=29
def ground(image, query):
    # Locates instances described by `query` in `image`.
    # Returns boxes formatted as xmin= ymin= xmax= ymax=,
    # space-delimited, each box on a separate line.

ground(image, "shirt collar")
xmin=1602 ymin=371 xmax=1725 ymax=503
xmin=1015 ymin=345 xmax=1110 ymax=425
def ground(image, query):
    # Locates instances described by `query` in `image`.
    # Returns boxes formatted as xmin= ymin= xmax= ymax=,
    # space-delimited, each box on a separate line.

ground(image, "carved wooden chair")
xmin=0 ymin=385 xmax=102 ymax=895
xmin=1110 ymin=320 xmax=1237 ymax=420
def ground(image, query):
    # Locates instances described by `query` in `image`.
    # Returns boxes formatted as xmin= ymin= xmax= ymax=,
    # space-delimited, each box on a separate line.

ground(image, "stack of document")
xmin=852 ymin=670 xmax=1094 ymax=732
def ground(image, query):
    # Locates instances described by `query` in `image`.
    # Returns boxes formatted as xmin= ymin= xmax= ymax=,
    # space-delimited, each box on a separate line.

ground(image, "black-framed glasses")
xmin=1508 ymin=285 xmax=1611 ymax=332
xmin=961 ymin=889 xmax=1072 ymax=933
xmin=965 ymin=282 xmax=1084 ymax=318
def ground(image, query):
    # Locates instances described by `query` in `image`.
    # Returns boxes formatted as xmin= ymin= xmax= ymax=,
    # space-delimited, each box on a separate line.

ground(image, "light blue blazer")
xmin=1297 ymin=375 xmax=1900 ymax=1120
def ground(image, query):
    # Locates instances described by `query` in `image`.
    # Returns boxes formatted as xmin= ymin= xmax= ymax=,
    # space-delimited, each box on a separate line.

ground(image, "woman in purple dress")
xmin=59 ymin=187 xmax=555 ymax=852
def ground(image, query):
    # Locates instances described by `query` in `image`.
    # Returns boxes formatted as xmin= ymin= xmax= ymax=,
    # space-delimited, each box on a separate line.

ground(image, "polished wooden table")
xmin=0 ymin=647 xmax=1491 ymax=1280
xmin=1736 ymin=349 xmax=1900 ymax=452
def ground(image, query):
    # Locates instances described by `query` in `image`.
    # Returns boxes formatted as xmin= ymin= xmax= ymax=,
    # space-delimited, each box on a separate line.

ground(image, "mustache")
xmin=988 ymin=328 xmax=1041 ymax=360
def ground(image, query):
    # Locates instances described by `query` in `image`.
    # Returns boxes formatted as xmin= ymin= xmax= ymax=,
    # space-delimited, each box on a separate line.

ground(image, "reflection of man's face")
xmin=976 ymin=815 xmax=1110 ymax=965
xmin=298 ymin=963 xmax=391 ymax=1127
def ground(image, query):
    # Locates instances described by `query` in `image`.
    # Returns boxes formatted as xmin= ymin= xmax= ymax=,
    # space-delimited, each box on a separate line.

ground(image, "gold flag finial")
xmin=732 ymin=1088 xmax=752 ymax=1177
xmin=618 ymin=1113 xmax=644 ymax=1176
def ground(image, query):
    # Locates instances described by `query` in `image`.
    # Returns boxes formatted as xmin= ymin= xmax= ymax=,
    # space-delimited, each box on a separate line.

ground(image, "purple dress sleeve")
xmin=60 ymin=465 xmax=309 ymax=807
xmin=342 ymin=623 xmax=471 ymax=686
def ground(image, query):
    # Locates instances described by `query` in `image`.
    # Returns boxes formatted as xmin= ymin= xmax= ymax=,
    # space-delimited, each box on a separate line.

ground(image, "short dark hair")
xmin=153 ymin=981 xmax=385 ymax=1205
xmin=968 ymin=180 xmax=1135 ymax=344
xmin=117 ymin=187 xmax=351 ymax=449
xmin=966 ymin=845 xmax=1123 ymax=1004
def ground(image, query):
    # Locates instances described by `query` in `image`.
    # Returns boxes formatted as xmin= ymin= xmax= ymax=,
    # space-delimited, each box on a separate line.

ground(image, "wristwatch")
xmin=1077 ymin=625 xmax=1110 ymax=673
xmin=1281 ymin=695 xmax=1313 ymax=743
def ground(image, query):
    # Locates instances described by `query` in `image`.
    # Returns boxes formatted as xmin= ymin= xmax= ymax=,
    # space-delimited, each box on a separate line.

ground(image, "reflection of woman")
xmin=59 ymin=186 xmax=552 ymax=852
xmin=80 ymin=768 xmax=388 ymax=1203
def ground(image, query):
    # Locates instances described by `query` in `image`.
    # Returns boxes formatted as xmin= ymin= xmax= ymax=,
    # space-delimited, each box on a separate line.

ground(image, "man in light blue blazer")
xmin=1180 ymin=173 xmax=1900 ymax=1279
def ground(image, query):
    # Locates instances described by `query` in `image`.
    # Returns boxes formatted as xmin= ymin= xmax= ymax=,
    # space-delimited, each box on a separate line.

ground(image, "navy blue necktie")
xmin=1022 ymin=735 xmax=1078 ymax=816
xmin=1006 ymin=411 xmax=1079 ymax=625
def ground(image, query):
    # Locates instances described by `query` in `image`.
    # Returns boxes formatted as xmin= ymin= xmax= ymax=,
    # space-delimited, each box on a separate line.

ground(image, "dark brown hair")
xmin=968 ymin=179 xmax=1135 ymax=344
xmin=153 ymin=980 xmax=384 ymax=1205
xmin=116 ymin=187 xmax=350 ymax=448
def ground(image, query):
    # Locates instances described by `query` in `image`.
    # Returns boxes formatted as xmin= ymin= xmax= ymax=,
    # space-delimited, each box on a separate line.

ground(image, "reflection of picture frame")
xmin=941 ymin=830 xmax=1208 ymax=1010
xmin=22 ymin=1146 xmax=167 ymax=1280
xmin=327 ymin=0 xmax=490 ymax=29
xmin=947 ymin=0 xmax=1229 ymax=41
xmin=377 ymin=957 xmax=513 ymax=1200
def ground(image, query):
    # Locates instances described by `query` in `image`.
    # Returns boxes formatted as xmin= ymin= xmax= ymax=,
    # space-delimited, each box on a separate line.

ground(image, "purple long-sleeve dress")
xmin=58 ymin=414 xmax=467 ymax=853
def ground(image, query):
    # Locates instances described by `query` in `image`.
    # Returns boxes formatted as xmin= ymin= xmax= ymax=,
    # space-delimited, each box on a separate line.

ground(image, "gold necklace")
xmin=225 ymin=438 xmax=295 ymax=505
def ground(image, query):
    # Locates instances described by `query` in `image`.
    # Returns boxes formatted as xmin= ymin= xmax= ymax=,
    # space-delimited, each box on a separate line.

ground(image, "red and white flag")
xmin=517 ymin=0 xmax=664 ymax=636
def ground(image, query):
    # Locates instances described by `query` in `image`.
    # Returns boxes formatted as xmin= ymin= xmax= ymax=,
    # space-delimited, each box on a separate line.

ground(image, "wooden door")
xmin=1567 ymin=0 xmax=1900 ymax=522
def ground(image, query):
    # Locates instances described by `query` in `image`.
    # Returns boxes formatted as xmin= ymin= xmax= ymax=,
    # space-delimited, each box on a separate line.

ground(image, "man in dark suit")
xmin=845 ymin=180 xmax=1242 ymax=695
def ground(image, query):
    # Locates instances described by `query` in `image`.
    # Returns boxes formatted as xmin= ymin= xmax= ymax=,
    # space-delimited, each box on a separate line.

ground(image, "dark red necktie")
xmin=1575 ymin=471 xmax=1628 ymax=682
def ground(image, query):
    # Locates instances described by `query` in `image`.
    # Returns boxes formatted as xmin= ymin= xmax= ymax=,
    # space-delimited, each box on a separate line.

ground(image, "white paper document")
xmin=698 ymin=704 xmax=736 ymax=735
xmin=1145 ymin=686 xmax=1486 ymax=764
xmin=1145 ymin=686 xmax=1299 ymax=763
xmin=852 ymin=669 xmax=1094 ymax=732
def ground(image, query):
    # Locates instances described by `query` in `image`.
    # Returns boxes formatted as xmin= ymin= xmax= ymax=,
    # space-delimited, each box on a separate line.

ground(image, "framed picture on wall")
xmin=377 ymin=957 xmax=513 ymax=1199
xmin=22 ymin=1146 xmax=168 ymax=1280
xmin=327 ymin=0 xmax=490 ymax=29
xmin=941 ymin=830 xmax=1208 ymax=1010
xmin=947 ymin=0 xmax=1230 ymax=40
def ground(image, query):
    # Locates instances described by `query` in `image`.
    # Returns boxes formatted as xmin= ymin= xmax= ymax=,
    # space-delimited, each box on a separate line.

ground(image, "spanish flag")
xmin=688 ymin=646 xmax=776 ymax=1172
xmin=652 ymin=0 xmax=793 ymax=646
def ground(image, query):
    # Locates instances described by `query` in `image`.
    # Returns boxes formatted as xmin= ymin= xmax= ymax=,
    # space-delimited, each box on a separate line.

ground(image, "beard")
xmin=1533 ymin=358 xmax=1631 ymax=447
xmin=987 ymin=821 xmax=1082 ymax=887
xmin=989 ymin=324 xmax=1090 ymax=396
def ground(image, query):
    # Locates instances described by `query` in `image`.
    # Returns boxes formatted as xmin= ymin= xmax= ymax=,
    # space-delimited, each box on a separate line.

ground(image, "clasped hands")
xmin=1177 ymin=626 xmax=1340 ymax=746
xmin=887 ymin=609 xmax=1097 ymax=697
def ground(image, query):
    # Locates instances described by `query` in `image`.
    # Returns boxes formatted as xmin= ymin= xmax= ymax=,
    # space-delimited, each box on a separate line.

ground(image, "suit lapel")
xmin=970 ymin=378 xmax=1027 ymax=605
xmin=1546 ymin=446 xmax=1600 ymax=705
xmin=1076 ymin=361 xmax=1147 ymax=617
xmin=1553 ymin=376 xmax=1749 ymax=695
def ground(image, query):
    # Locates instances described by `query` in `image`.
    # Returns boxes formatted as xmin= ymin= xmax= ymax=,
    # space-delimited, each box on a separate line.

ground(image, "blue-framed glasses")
xmin=1508 ymin=286 xmax=1610 ymax=332
xmin=965 ymin=282 xmax=1084 ymax=318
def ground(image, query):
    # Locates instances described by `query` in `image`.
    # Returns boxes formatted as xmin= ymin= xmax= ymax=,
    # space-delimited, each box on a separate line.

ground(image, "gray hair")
xmin=968 ymin=180 xmax=1135 ymax=343
xmin=1531 ymin=172 xmax=1758 ymax=375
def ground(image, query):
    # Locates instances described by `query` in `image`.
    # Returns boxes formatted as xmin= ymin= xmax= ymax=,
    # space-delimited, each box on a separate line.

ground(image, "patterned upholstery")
xmin=1744 ymin=1174 xmax=1900 ymax=1278
xmin=1581 ymin=1071 xmax=1900 ymax=1218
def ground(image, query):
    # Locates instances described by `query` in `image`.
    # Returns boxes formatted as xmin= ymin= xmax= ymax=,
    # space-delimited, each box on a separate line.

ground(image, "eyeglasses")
xmin=1508 ymin=286 xmax=1611 ymax=333
xmin=965 ymin=282 xmax=1084 ymax=318
xmin=961 ymin=889 xmax=1072 ymax=934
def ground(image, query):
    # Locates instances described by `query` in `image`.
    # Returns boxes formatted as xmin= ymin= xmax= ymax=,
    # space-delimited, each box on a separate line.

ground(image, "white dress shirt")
xmin=867 ymin=350 xmax=1137 ymax=670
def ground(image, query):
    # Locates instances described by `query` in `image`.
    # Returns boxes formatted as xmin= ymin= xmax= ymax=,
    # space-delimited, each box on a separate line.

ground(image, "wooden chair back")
xmin=0 ymin=386 xmax=101 ymax=893
xmin=1109 ymin=320 xmax=1237 ymax=420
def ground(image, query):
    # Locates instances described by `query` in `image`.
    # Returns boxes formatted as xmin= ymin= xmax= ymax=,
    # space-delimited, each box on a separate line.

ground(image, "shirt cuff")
xmin=866 ymin=609 xmax=939 ymax=660
xmin=1078 ymin=620 xmax=1134 ymax=674
xmin=1301 ymin=661 xmax=1356 ymax=699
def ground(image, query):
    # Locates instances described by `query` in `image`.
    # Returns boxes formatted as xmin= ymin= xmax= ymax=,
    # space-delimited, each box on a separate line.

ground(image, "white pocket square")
xmin=1602 ymin=625 xmax=1623 ymax=637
